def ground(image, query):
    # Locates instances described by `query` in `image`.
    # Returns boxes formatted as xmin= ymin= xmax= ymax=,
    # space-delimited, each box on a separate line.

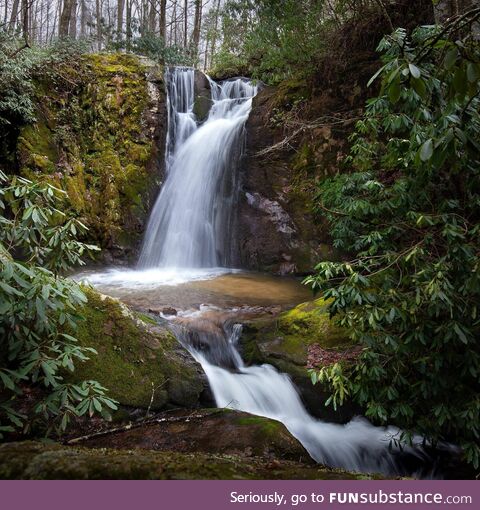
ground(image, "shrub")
xmin=306 ymin=18 xmax=480 ymax=467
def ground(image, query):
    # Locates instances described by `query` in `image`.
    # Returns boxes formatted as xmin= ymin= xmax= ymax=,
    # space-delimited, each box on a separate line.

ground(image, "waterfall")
xmin=138 ymin=67 xmax=258 ymax=269
xmin=173 ymin=317 xmax=434 ymax=477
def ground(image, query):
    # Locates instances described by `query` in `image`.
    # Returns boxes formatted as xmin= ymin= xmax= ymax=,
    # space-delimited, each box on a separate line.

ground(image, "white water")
xmin=178 ymin=321 xmax=429 ymax=477
xmin=138 ymin=67 xmax=257 ymax=269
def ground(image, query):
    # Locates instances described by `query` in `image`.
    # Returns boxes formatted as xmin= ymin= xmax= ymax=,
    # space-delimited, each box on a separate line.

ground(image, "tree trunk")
xmin=80 ymin=0 xmax=87 ymax=37
xmin=96 ymin=0 xmax=102 ymax=50
xmin=69 ymin=0 xmax=78 ymax=38
xmin=59 ymin=0 xmax=75 ymax=38
xmin=117 ymin=0 xmax=125 ymax=41
xmin=9 ymin=0 xmax=20 ymax=31
xmin=21 ymin=0 xmax=29 ymax=43
xmin=148 ymin=0 xmax=156 ymax=33
xmin=191 ymin=0 xmax=202 ymax=57
xmin=126 ymin=0 xmax=132 ymax=50
xmin=184 ymin=0 xmax=188 ymax=48
xmin=159 ymin=0 xmax=166 ymax=41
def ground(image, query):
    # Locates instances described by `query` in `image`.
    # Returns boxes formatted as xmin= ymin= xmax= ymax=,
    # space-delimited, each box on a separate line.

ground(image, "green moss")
xmin=241 ymin=298 xmax=351 ymax=373
xmin=16 ymin=53 xmax=162 ymax=253
xmin=0 ymin=441 xmax=378 ymax=480
xmin=68 ymin=288 xmax=203 ymax=409
xmin=274 ymin=75 xmax=311 ymax=107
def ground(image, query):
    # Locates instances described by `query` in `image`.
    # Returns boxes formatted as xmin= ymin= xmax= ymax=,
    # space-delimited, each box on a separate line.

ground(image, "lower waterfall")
xmin=172 ymin=317 xmax=433 ymax=477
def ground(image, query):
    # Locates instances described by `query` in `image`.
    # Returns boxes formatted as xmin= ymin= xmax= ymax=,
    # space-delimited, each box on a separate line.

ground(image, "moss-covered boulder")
xmin=16 ymin=53 xmax=166 ymax=262
xmin=69 ymin=288 xmax=206 ymax=410
xmin=76 ymin=409 xmax=313 ymax=464
xmin=0 ymin=441 xmax=375 ymax=479
xmin=240 ymin=298 xmax=360 ymax=421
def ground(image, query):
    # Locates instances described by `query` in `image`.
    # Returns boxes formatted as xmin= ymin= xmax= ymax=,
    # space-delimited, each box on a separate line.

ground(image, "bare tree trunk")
xmin=117 ymin=0 xmax=125 ymax=41
xmin=80 ymin=0 xmax=87 ymax=36
xmin=191 ymin=0 xmax=202 ymax=58
xmin=183 ymin=0 xmax=187 ymax=47
xmin=69 ymin=0 xmax=78 ymax=38
xmin=60 ymin=0 xmax=74 ymax=37
xmin=159 ymin=0 xmax=166 ymax=41
xmin=9 ymin=0 xmax=20 ymax=31
xmin=173 ymin=0 xmax=177 ymax=45
xmin=3 ymin=0 xmax=8 ymax=26
xmin=21 ymin=0 xmax=30 ymax=43
xmin=96 ymin=0 xmax=102 ymax=50
xmin=148 ymin=0 xmax=156 ymax=32
xmin=126 ymin=0 xmax=132 ymax=50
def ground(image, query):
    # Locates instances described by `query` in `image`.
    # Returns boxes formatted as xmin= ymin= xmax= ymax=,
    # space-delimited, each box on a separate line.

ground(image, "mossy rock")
xmin=241 ymin=297 xmax=351 ymax=371
xmin=0 ymin=441 xmax=376 ymax=480
xmin=68 ymin=288 xmax=205 ymax=410
xmin=239 ymin=299 xmax=359 ymax=422
xmin=16 ymin=53 xmax=165 ymax=260
xmin=193 ymin=95 xmax=212 ymax=122
xmin=78 ymin=409 xmax=312 ymax=464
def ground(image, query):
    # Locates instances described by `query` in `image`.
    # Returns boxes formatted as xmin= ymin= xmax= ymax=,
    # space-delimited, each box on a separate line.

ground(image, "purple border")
xmin=1 ymin=480 xmax=478 ymax=509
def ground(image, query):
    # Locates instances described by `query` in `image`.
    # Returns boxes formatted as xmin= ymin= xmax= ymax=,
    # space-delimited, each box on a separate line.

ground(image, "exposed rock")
xmin=0 ymin=441 xmax=374 ymax=480
xmin=76 ymin=409 xmax=313 ymax=464
xmin=161 ymin=307 xmax=178 ymax=316
xmin=68 ymin=288 xmax=207 ymax=410
xmin=193 ymin=70 xmax=212 ymax=122
xmin=237 ymin=86 xmax=329 ymax=274
xmin=16 ymin=54 xmax=167 ymax=263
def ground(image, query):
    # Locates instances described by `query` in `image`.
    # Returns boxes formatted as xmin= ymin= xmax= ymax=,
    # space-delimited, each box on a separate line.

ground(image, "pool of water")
xmin=75 ymin=268 xmax=312 ymax=311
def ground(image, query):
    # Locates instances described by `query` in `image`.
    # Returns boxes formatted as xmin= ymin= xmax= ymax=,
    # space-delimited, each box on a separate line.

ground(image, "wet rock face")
xmin=236 ymin=87 xmax=328 ymax=274
xmin=193 ymin=70 xmax=212 ymax=122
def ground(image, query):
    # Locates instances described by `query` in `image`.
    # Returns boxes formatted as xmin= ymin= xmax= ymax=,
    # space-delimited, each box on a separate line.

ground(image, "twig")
xmin=65 ymin=409 xmax=226 ymax=445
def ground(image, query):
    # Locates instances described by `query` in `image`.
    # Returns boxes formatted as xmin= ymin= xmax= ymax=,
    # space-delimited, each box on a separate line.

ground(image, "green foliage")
xmin=0 ymin=170 xmax=117 ymax=437
xmin=0 ymin=31 xmax=87 ymax=128
xmin=213 ymin=0 xmax=328 ymax=83
xmin=109 ymin=33 xmax=194 ymax=66
xmin=306 ymin=21 xmax=480 ymax=467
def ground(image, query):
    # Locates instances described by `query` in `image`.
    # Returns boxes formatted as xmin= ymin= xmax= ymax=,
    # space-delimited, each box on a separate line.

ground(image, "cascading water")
xmin=138 ymin=67 xmax=257 ymax=269
xmin=173 ymin=317 xmax=435 ymax=477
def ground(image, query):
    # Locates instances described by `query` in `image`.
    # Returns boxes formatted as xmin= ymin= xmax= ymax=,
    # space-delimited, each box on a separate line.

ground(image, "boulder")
xmin=75 ymin=409 xmax=313 ymax=464
xmin=239 ymin=298 xmax=361 ymax=422
xmin=68 ymin=288 xmax=207 ymax=410
xmin=0 ymin=441 xmax=374 ymax=480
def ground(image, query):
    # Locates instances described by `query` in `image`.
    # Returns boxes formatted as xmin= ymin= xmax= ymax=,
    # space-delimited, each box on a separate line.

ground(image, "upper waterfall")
xmin=138 ymin=67 xmax=258 ymax=269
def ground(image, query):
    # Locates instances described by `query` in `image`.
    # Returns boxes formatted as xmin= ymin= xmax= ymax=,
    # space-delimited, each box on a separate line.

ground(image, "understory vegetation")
xmin=306 ymin=14 xmax=480 ymax=467
xmin=0 ymin=171 xmax=117 ymax=437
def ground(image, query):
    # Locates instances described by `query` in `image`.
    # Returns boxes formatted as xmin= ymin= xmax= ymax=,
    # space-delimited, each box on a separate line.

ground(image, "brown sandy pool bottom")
xmin=75 ymin=269 xmax=313 ymax=312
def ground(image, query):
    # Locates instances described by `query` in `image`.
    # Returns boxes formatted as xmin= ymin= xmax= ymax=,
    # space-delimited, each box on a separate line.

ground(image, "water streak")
xmin=138 ymin=68 xmax=257 ymax=269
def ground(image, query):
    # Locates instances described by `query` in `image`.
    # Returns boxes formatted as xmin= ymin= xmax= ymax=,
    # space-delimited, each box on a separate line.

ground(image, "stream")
xmin=78 ymin=67 xmax=456 ymax=478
